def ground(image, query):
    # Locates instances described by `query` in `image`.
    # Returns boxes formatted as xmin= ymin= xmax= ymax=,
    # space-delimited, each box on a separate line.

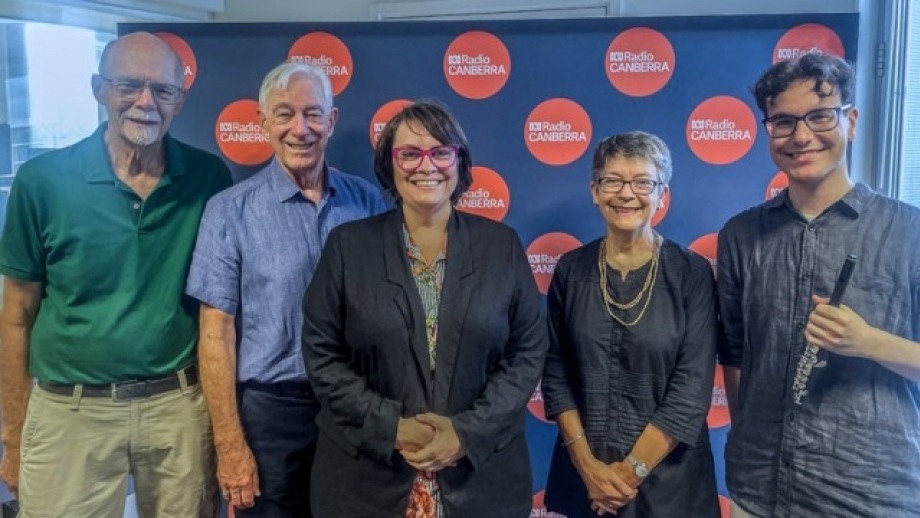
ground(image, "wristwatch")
xmin=626 ymin=454 xmax=650 ymax=479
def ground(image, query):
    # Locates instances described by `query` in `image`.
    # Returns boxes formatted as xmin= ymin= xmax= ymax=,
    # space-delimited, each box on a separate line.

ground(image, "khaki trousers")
xmin=18 ymin=383 xmax=217 ymax=518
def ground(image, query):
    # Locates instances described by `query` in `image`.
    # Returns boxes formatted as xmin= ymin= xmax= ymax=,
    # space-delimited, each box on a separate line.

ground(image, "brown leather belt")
xmin=38 ymin=365 xmax=198 ymax=402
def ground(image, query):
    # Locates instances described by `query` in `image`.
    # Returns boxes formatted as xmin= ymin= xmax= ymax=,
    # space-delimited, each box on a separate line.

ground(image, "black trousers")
xmin=236 ymin=385 xmax=320 ymax=518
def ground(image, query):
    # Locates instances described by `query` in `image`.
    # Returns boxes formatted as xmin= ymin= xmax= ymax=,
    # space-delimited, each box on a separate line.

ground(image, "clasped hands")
xmin=396 ymin=413 xmax=464 ymax=473
xmin=580 ymin=456 xmax=640 ymax=516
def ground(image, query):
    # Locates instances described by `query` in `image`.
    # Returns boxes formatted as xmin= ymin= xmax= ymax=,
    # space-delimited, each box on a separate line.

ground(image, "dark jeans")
xmin=236 ymin=384 xmax=319 ymax=518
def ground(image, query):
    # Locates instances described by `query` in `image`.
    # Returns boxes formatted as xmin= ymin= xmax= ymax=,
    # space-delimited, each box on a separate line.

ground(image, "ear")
xmin=327 ymin=106 xmax=339 ymax=138
xmin=656 ymin=184 xmax=670 ymax=210
xmin=172 ymin=94 xmax=186 ymax=116
xmin=589 ymin=181 xmax=600 ymax=205
xmin=91 ymin=74 xmax=106 ymax=105
xmin=846 ymin=106 xmax=858 ymax=141
xmin=258 ymin=109 xmax=269 ymax=137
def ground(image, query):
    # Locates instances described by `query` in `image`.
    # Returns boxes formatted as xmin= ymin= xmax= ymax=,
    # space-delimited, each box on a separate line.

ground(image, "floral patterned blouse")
xmin=402 ymin=225 xmax=447 ymax=518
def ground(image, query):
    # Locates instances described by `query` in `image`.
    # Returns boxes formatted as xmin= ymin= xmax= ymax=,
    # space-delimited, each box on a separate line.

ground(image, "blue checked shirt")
xmin=187 ymin=159 xmax=387 ymax=383
xmin=717 ymin=183 xmax=920 ymax=517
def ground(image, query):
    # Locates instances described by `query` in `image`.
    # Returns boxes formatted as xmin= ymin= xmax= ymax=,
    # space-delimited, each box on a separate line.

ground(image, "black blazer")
xmin=302 ymin=209 xmax=548 ymax=517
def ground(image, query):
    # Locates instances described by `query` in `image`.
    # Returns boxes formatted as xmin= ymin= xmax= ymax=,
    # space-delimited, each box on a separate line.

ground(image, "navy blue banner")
xmin=123 ymin=14 xmax=858 ymax=515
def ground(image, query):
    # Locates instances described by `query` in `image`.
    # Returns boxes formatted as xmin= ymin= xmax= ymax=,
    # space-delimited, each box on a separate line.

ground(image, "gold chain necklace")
xmin=598 ymin=235 xmax=661 ymax=327
xmin=599 ymin=237 xmax=659 ymax=310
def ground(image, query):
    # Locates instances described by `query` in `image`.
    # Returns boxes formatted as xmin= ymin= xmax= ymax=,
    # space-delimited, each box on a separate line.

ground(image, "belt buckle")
xmin=111 ymin=380 xmax=150 ymax=402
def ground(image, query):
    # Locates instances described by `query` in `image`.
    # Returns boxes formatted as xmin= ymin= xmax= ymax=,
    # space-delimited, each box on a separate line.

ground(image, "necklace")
xmin=598 ymin=234 xmax=661 ymax=327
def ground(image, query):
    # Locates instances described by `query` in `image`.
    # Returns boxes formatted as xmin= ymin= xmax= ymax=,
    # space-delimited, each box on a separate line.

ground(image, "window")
xmin=0 ymin=21 xmax=113 ymax=231
xmin=899 ymin=2 xmax=920 ymax=206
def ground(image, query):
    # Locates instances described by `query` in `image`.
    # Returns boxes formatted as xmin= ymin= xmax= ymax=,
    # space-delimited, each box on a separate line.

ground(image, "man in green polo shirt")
xmin=0 ymin=31 xmax=231 ymax=516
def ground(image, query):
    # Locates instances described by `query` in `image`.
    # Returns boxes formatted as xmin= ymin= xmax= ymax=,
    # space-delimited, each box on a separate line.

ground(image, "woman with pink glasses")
xmin=302 ymin=99 xmax=548 ymax=518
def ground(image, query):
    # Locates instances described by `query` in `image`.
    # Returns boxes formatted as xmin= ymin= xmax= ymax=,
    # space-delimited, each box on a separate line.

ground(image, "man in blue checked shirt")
xmin=186 ymin=61 xmax=387 ymax=517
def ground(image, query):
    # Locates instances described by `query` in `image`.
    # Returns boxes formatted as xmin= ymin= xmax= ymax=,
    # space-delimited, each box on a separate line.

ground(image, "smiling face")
xmin=94 ymin=33 xmax=184 ymax=148
xmin=259 ymin=73 xmax=338 ymax=181
xmin=591 ymin=155 xmax=666 ymax=237
xmin=766 ymin=79 xmax=857 ymax=188
xmin=392 ymin=120 xmax=459 ymax=220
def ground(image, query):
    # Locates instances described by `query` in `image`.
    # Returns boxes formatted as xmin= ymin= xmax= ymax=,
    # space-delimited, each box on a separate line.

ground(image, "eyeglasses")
xmin=595 ymin=177 xmax=662 ymax=195
xmin=98 ymin=76 xmax=186 ymax=105
xmin=762 ymin=104 xmax=852 ymax=138
xmin=392 ymin=145 xmax=459 ymax=173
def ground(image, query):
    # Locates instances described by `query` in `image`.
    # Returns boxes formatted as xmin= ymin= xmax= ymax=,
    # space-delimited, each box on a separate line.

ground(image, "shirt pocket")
xmin=849 ymin=273 xmax=903 ymax=331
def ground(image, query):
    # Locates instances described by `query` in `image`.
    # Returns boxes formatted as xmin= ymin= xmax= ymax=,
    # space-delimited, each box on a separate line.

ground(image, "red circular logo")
xmin=288 ymin=32 xmax=354 ymax=96
xmin=765 ymin=171 xmax=789 ymax=200
xmin=686 ymin=96 xmax=757 ymax=165
xmin=531 ymin=490 xmax=566 ymax=518
xmin=651 ymin=188 xmax=671 ymax=227
xmin=456 ymin=166 xmax=511 ymax=222
xmin=707 ymin=364 xmax=730 ymax=429
xmin=368 ymin=99 xmax=412 ymax=148
xmin=526 ymin=232 xmax=582 ymax=295
xmin=443 ymin=31 xmax=511 ymax=100
xmin=214 ymin=99 xmax=273 ymax=166
xmin=525 ymin=99 xmax=592 ymax=166
xmin=688 ymin=232 xmax=718 ymax=278
xmin=527 ymin=380 xmax=549 ymax=423
xmin=774 ymin=23 xmax=845 ymax=63
xmin=154 ymin=32 xmax=197 ymax=90
xmin=605 ymin=27 xmax=675 ymax=97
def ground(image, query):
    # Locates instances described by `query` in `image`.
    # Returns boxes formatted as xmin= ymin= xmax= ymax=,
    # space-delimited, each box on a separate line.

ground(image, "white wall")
xmin=215 ymin=0 xmax=858 ymax=21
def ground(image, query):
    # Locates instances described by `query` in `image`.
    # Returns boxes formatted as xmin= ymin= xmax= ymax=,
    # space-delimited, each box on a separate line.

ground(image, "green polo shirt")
xmin=0 ymin=124 xmax=232 ymax=384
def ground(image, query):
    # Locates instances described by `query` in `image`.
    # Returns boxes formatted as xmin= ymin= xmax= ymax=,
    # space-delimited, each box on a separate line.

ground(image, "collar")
xmin=401 ymin=224 xmax=448 ymax=263
xmin=82 ymin=123 xmax=185 ymax=185
xmin=267 ymin=158 xmax=334 ymax=202
xmin=767 ymin=182 xmax=873 ymax=219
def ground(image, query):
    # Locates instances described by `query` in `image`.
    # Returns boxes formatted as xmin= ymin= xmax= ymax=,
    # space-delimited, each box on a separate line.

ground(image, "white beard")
xmin=124 ymin=123 xmax=160 ymax=147
xmin=121 ymin=110 xmax=162 ymax=147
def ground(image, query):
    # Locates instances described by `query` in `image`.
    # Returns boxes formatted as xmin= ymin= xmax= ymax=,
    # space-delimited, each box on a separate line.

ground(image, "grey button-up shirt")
xmin=717 ymin=182 xmax=920 ymax=517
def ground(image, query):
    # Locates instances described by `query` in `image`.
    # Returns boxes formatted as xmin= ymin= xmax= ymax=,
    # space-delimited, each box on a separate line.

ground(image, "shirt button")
xmin=133 ymin=202 xmax=141 ymax=210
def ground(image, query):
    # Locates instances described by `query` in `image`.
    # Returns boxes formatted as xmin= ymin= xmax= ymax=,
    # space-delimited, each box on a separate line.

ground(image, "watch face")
xmin=635 ymin=463 xmax=650 ymax=478
xmin=628 ymin=454 xmax=649 ymax=478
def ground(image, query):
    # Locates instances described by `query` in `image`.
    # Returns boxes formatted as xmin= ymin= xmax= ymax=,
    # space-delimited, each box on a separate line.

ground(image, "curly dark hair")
xmin=752 ymin=52 xmax=855 ymax=115
xmin=373 ymin=99 xmax=473 ymax=205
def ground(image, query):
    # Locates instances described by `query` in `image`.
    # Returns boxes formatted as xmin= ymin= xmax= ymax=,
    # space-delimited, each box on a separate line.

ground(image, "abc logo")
xmin=526 ymin=233 xmax=582 ymax=295
xmin=214 ymin=99 xmax=272 ymax=166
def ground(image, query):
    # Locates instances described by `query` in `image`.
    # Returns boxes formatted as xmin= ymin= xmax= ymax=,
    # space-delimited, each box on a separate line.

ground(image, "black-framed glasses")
xmin=98 ymin=76 xmax=186 ymax=105
xmin=762 ymin=104 xmax=852 ymax=138
xmin=595 ymin=177 xmax=662 ymax=195
xmin=392 ymin=145 xmax=459 ymax=173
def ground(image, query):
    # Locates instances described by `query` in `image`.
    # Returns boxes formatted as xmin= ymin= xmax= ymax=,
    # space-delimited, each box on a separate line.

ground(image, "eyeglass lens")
xmin=394 ymin=146 xmax=458 ymax=171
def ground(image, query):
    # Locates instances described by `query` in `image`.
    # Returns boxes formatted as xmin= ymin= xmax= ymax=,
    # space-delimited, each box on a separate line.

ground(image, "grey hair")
xmin=258 ymin=61 xmax=334 ymax=113
xmin=590 ymin=131 xmax=672 ymax=184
